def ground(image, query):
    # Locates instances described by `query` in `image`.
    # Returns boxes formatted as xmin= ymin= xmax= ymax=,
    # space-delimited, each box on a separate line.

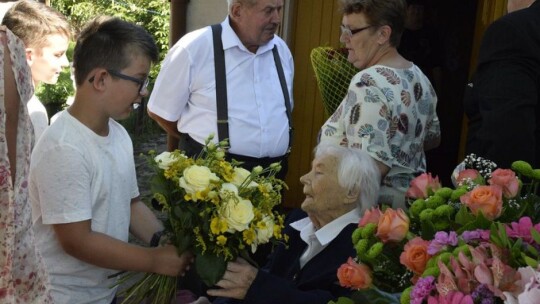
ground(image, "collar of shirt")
xmin=290 ymin=208 xmax=361 ymax=247
xmin=221 ymin=17 xmax=276 ymax=54
xmin=290 ymin=208 xmax=360 ymax=268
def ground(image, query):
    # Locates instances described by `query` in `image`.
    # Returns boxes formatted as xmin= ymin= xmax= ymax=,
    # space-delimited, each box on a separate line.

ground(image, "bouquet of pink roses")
xmin=331 ymin=155 xmax=540 ymax=304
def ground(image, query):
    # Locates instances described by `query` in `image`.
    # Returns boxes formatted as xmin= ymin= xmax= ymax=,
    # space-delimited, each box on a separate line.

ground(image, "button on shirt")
xmin=147 ymin=17 xmax=294 ymax=158
xmin=290 ymin=208 xmax=361 ymax=268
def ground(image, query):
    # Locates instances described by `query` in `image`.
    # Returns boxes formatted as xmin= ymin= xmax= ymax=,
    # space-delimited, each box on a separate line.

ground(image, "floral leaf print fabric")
xmin=320 ymin=64 xmax=440 ymax=209
xmin=0 ymin=27 xmax=52 ymax=303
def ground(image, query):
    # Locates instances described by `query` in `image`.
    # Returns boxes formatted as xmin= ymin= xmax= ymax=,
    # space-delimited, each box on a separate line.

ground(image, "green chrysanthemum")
xmin=511 ymin=160 xmax=534 ymax=176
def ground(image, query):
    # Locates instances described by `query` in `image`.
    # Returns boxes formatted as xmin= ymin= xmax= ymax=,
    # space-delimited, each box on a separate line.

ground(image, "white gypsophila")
xmin=179 ymin=165 xmax=220 ymax=196
xmin=154 ymin=151 xmax=179 ymax=170
xmin=219 ymin=183 xmax=254 ymax=232
xmin=231 ymin=167 xmax=258 ymax=188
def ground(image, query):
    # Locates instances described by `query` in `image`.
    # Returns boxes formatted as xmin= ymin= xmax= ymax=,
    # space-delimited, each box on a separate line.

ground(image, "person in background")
xmin=319 ymin=0 xmax=441 ymax=209
xmin=2 ymin=0 xmax=71 ymax=141
xmin=29 ymin=16 xmax=193 ymax=304
xmin=464 ymin=0 xmax=540 ymax=169
xmin=147 ymin=0 xmax=294 ymax=180
xmin=205 ymin=143 xmax=381 ymax=304
xmin=0 ymin=24 xmax=53 ymax=303
xmin=397 ymin=0 xmax=442 ymax=92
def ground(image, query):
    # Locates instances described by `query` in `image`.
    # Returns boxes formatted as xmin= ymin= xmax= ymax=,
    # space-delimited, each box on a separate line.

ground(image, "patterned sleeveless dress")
xmin=0 ymin=26 xmax=52 ymax=303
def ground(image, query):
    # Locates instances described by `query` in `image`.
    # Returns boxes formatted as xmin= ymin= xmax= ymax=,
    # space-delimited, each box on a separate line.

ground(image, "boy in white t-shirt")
xmin=2 ymin=0 xmax=71 ymax=141
xmin=29 ymin=16 xmax=193 ymax=304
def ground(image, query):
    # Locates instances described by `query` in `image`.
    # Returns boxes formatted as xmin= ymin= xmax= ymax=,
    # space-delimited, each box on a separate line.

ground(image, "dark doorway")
xmin=399 ymin=0 xmax=478 ymax=185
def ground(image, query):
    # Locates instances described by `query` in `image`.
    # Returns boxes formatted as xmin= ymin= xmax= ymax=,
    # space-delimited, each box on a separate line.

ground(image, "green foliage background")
xmin=38 ymin=0 xmax=171 ymax=136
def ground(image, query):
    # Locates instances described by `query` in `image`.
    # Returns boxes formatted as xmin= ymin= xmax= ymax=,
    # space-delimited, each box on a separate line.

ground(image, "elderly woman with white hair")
xmin=207 ymin=143 xmax=381 ymax=304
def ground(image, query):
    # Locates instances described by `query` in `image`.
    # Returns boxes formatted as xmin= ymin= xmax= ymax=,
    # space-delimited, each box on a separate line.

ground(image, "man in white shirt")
xmin=147 ymin=0 xmax=294 ymax=179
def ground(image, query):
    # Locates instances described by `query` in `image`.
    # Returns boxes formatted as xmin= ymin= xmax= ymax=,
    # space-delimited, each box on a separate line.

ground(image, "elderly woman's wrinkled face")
xmin=340 ymin=13 xmax=380 ymax=70
xmin=300 ymin=154 xmax=349 ymax=220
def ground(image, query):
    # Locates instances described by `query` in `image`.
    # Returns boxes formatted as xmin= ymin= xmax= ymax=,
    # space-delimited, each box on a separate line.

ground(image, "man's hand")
xmin=206 ymin=258 xmax=258 ymax=300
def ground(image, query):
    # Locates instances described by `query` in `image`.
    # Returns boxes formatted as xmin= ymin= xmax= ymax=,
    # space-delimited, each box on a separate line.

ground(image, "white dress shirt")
xmin=290 ymin=208 xmax=361 ymax=268
xmin=148 ymin=17 xmax=294 ymax=158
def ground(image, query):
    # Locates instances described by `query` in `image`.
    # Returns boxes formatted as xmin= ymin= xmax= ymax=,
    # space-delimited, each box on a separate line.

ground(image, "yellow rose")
xmin=231 ymin=167 xmax=258 ymax=188
xmin=179 ymin=165 xmax=219 ymax=196
xmin=220 ymin=183 xmax=254 ymax=232
xmin=154 ymin=151 xmax=179 ymax=170
xmin=256 ymin=215 xmax=275 ymax=244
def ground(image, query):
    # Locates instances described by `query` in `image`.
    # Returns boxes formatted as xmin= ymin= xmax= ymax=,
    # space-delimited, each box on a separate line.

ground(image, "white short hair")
xmin=226 ymin=0 xmax=258 ymax=13
xmin=314 ymin=143 xmax=381 ymax=212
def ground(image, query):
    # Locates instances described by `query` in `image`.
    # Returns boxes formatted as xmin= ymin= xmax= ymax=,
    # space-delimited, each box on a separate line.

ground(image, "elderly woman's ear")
xmin=345 ymin=188 xmax=360 ymax=205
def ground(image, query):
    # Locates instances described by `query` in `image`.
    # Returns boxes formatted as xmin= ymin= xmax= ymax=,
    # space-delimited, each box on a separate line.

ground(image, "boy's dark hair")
xmin=2 ymin=0 xmax=71 ymax=49
xmin=73 ymin=16 xmax=158 ymax=86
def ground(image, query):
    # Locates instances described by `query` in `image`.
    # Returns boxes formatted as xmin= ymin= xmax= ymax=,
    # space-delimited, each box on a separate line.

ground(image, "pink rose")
xmin=358 ymin=207 xmax=382 ymax=227
xmin=406 ymin=173 xmax=441 ymax=199
xmin=456 ymin=169 xmax=480 ymax=185
xmin=489 ymin=168 xmax=520 ymax=198
xmin=460 ymin=185 xmax=503 ymax=220
xmin=376 ymin=208 xmax=410 ymax=243
xmin=337 ymin=257 xmax=372 ymax=289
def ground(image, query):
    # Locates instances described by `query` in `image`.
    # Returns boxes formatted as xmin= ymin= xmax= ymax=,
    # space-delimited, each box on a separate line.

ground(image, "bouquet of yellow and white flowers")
xmin=119 ymin=136 xmax=287 ymax=304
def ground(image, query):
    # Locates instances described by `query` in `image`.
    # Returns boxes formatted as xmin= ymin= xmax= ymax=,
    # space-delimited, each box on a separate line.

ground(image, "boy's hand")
xmin=152 ymin=246 xmax=194 ymax=277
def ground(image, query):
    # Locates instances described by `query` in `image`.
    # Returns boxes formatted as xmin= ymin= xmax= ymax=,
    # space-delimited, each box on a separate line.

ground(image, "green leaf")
xmin=175 ymin=233 xmax=192 ymax=253
xmin=328 ymin=297 xmax=355 ymax=304
xmin=455 ymin=205 xmax=474 ymax=226
xmin=521 ymin=253 xmax=539 ymax=268
xmin=351 ymin=288 xmax=400 ymax=304
xmin=419 ymin=218 xmax=436 ymax=240
xmin=195 ymin=253 xmax=227 ymax=287
xmin=531 ymin=227 xmax=540 ymax=245
xmin=526 ymin=243 xmax=539 ymax=258
xmin=489 ymin=224 xmax=503 ymax=247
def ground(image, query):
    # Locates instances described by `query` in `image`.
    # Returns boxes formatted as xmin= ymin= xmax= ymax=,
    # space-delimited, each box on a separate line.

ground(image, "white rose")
xmin=231 ymin=167 xmax=258 ymax=188
xmin=179 ymin=165 xmax=219 ymax=195
xmin=220 ymin=183 xmax=254 ymax=232
xmin=256 ymin=215 xmax=275 ymax=244
xmin=154 ymin=151 xmax=179 ymax=170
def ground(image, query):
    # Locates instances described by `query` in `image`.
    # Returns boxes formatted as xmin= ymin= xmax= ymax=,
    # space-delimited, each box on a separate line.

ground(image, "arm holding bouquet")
xmin=208 ymin=143 xmax=381 ymax=304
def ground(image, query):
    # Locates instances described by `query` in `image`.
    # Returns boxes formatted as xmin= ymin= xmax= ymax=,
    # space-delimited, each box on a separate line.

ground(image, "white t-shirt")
xmin=27 ymin=94 xmax=49 ymax=142
xmin=147 ymin=17 xmax=294 ymax=158
xmin=29 ymin=110 xmax=139 ymax=304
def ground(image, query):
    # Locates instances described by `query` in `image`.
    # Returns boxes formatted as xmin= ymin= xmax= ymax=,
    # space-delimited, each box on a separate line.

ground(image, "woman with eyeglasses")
xmin=319 ymin=0 xmax=441 ymax=210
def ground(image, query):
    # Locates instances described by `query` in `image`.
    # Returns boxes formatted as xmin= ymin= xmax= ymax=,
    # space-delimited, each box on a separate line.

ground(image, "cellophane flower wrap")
xmin=331 ymin=154 xmax=540 ymax=304
xmin=118 ymin=136 xmax=287 ymax=304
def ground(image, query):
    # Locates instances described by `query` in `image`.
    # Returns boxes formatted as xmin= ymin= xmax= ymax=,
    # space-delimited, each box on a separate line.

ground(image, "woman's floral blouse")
xmin=0 ymin=27 xmax=52 ymax=303
xmin=320 ymin=64 xmax=440 ymax=209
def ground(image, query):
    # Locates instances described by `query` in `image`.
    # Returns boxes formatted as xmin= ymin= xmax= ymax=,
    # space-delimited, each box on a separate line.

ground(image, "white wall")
xmin=186 ymin=0 xmax=228 ymax=32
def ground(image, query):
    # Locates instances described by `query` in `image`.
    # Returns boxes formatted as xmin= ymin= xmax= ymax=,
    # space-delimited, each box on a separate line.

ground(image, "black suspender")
xmin=272 ymin=46 xmax=293 ymax=154
xmin=211 ymin=24 xmax=293 ymax=154
xmin=211 ymin=24 xmax=230 ymax=145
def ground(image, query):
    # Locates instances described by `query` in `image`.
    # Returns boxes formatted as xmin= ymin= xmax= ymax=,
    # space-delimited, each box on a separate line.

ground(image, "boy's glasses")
xmin=107 ymin=70 xmax=149 ymax=95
